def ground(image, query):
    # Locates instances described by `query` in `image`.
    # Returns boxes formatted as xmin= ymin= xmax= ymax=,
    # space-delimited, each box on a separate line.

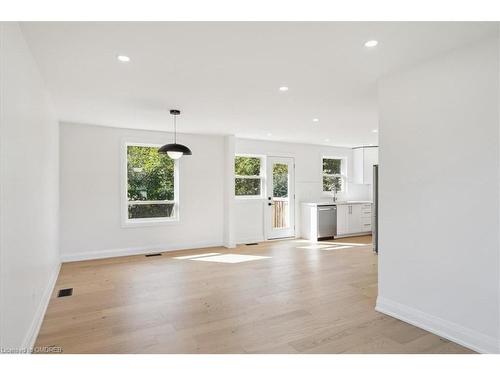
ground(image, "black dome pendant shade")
xmin=158 ymin=109 xmax=192 ymax=159
xmin=158 ymin=143 xmax=192 ymax=154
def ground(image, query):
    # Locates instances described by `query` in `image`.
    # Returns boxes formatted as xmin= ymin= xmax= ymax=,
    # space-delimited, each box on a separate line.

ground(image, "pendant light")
xmin=158 ymin=109 xmax=192 ymax=159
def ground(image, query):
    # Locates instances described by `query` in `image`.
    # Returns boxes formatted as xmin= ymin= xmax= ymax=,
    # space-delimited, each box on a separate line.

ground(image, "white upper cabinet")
xmin=352 ymin=148 xmax=364 ymax=184
xmin=363 ymin=147 xmax=378 ymax=184
xmin=352 ymin=146 xmax=378 ymax=184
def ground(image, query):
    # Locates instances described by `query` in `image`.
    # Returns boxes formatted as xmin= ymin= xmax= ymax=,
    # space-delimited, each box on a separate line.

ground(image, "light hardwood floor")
xmin=35 ymin=236 xmax=473 ymax=354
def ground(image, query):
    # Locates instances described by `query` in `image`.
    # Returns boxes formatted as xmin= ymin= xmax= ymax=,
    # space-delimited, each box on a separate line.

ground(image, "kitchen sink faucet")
xmin=331 ymin=185 xmax=338 ymax=203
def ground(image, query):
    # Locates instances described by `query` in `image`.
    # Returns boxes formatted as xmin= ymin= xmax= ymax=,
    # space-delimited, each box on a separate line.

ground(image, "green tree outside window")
xmin=127 ymin=145 xmax=175 ymax=219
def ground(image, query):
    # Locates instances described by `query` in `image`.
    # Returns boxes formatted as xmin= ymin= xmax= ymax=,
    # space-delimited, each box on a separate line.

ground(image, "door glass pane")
xmin=272 ymin=163 xmax=289 ymax=229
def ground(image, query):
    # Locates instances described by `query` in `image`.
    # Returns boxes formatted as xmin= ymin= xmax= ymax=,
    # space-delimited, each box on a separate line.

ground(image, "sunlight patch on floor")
xmin=324 ymin=242 xmax=367 ymax=247
xmin=191 ymin=254 xmax=270 ymax=264
xmin=173 ymin=252 xmax=221 ymax=260
xmin=292 ymin=239 xmax=312 ymax=244
xmin=296 ymin=244 xmax=333 ymax=250
xmin=321 ymin=245 xmax=354 ymax=251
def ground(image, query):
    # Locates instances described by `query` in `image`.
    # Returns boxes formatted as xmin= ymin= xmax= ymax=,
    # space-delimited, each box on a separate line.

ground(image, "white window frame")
xmin=121 ymin=142 xmax=180 ymax=227
xmin=234 ymin=154 xmax=265 ymax=199
xmin=321 ymin=156 xmax=347 ymax=194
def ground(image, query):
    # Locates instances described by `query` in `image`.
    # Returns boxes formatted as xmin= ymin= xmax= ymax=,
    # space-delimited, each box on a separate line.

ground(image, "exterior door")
xmin=266 ymin=157 xmax=295 ymax=239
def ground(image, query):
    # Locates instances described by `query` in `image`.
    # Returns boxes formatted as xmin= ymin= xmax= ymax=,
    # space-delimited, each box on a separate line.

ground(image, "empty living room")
xmin=1 ymin=1 xmax=500 ymax=374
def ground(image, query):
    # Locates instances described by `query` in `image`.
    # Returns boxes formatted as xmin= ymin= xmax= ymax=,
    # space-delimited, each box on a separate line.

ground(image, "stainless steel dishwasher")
xmin=317 ymin=205 xmax=337 ymax=239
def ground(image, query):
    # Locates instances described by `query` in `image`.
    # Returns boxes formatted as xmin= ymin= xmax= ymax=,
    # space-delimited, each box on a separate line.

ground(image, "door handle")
xmin=268 ymin=202 xmax=273 ymax=206
xmin=268 ymin=197 xmax=272 ymax=200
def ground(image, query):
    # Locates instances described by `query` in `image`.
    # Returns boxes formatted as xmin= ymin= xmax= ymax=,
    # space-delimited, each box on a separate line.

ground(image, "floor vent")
xmin=145 ymin=253 xmax=162 ymax=257
xmin=245 ymin=243 xmax=259 ymax=246
xmin=57 ymin=288 xmax=73 ymax=298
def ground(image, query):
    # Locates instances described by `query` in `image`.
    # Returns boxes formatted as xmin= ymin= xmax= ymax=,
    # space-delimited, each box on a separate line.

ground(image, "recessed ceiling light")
xmin=279 ymin=86 xmax=289 ymax=92
xmin=325 ymin=138 xmax=330 ymax=142
xmin=312 ymin=118 xmax=319 ymax=123
xmin=267 ymin=133 xmax=273 ymax=136
xmin=372 ymin=129 xmax=378 ymax=133
xmin=364 ymin=40 xmax=378 ymax=48
xmin=117 ymin=55 xmax=131 ymax=63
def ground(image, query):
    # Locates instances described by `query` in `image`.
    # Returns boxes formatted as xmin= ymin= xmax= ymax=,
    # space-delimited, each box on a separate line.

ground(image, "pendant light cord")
xmin=174 ymin=114 xmax=177 ymax=144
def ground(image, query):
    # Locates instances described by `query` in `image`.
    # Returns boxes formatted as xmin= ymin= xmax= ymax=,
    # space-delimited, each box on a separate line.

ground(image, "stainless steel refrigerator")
xmin=372 ymin=164 xmax=378 ymax=253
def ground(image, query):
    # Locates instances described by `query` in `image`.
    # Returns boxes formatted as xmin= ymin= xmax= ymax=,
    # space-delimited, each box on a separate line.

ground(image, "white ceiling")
xmin=21 ymin=22 xmax=496 ymax=147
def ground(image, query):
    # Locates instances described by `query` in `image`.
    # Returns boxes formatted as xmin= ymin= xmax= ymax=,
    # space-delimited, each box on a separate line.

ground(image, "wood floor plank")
xmin=34 ymin=236 xmax=475 ymax=354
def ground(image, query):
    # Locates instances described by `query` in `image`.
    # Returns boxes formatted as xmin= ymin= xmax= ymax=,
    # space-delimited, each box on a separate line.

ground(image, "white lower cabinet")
xmin=349 ymin=204 xmax=362 ymax=233
xmin=301 ymin=202 xmax=372 ymax=240
xmin=336 ymin=203 xmax=372 ymax=237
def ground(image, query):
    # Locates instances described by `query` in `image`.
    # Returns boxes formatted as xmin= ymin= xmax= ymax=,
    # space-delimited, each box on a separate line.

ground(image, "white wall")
xmin=0 ymin=23 xmax=60 ymax=350
xmin=234 ymin=138 xmax=370 ymax=243
xmin=223 ymin=135 xmax=236 ymax=248
xmin=60 ymin=125 xmax=371 ymax=256
xmin=377 ymin=36 xmax=500 ymax=353
xmin=59 ymin=122 xmax=225 ymax=261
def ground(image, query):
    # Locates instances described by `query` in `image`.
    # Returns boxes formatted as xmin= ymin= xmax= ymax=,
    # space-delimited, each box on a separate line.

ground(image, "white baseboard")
xmin=334 ymin=231 xmax=372 ymax=239
xmin=376 ymin=296 xmax=499 ymax=354
xmin=61 ymin=241 xmax=224 ymax=262
xmin=22 ymin=262 xmax=61 ymax=352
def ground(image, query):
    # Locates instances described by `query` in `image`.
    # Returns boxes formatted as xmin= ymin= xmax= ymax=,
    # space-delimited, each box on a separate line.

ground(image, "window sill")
xmin=122 ymin=218 xmax=180 ymax=228
xmin=235 ymin=196 xmax=265 ymax=201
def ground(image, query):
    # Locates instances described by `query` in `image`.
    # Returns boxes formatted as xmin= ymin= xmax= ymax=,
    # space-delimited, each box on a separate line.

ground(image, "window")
xmin=125 ymin=144 xmax=178 ymax=223
xmin=322 ymin=157 xmax=346 ymax=193
xmin=235 ymin=155 xmax=263 ymax=197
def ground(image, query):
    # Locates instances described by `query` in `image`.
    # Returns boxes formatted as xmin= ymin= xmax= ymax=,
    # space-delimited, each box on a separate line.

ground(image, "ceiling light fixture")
xmin=364 ymin=40 xmax=378 ymax=48
xmin=279 ymin=86 xmax=289 ymax=92
xmin=117 ymin=55 xmax=131 ymax=62
xmin=158 ymin=109 xmax=192 ymax=160
xmin=372 ymin=129 xmax=379 ymax=133
xmin=325 ymin=138 xmax=330 ymax=142
xmin=313 ymin=118 xmax=319 ymax=123
xmin=267 ymin=133 xmax=273 ymax=137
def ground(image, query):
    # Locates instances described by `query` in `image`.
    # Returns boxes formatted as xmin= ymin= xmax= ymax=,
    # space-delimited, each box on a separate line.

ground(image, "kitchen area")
xmin=300 ymin=146 xmax=378 ymax=251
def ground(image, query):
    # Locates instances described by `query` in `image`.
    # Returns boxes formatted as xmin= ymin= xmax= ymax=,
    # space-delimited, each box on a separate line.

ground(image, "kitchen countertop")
xmin=301 ymin=200 xmax=372 ymax=206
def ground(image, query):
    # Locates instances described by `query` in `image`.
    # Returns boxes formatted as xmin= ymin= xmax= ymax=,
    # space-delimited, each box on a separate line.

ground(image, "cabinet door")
xmin=348 ymin=204 xmax=362 ymax=234
xmin=352 ymin=148 xmax=364 ymax=184
xmin=336 ymin=204 xmax=349 ymax=235
xmin=363 ymin=147 xmax=378 ymax=184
